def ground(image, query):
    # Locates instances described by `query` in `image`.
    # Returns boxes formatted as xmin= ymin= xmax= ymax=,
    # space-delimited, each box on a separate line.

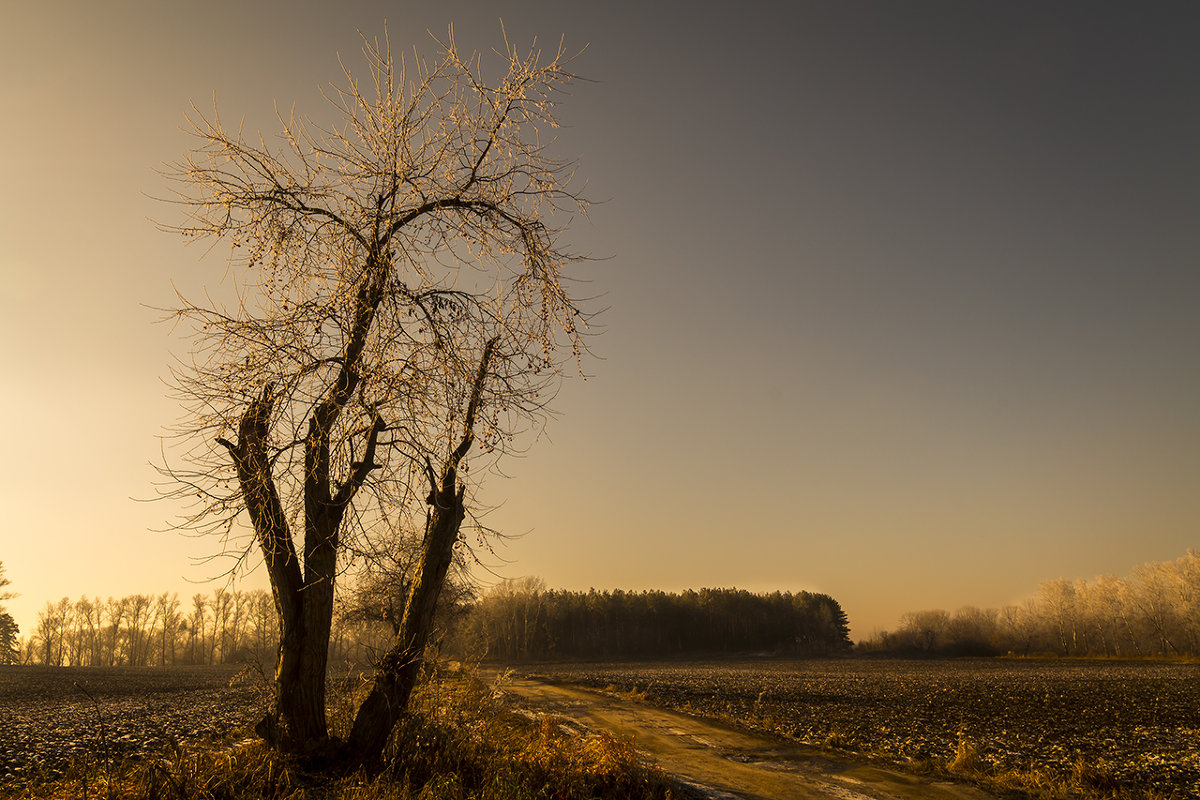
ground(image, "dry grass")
xmin=938 ymin=735 xmax=1175 ymax=800
xmin=0 ymin=668 xmax=679 ymax=800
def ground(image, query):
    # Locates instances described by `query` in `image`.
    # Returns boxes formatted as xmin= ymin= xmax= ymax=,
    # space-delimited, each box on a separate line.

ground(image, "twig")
xmin=74 ymin=681 xmax=114 ymax=800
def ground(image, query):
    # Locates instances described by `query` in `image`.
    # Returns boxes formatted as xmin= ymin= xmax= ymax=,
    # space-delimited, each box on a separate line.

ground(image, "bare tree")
xmin=212 ymin=587 xmax=232 ymax=663
xmin=76 ymin=596 xmax=102 ymax=666
xmin=189 ymin=594 xmax=208 ymax=665
xmin=102 ymin=597 xmax=127 ymax=666
xmin=126 ymin=594 xmax=155 ymax=666
xmin=158 ymin=28 xmax=589 ymax=761
xmin=335 ymin=513 xmax=475 ymax=648
xmin=0 ymin=562 xmax=13 ymax=605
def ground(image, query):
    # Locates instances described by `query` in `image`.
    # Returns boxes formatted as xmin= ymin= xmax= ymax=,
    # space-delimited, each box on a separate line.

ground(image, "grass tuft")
xmin=935 ymin=737 xmax=1167 ymax=800
xmin=946 ymin=737 xmax=985 ymax=775
xmin=819 ymin=731 xmax=848 ymax=751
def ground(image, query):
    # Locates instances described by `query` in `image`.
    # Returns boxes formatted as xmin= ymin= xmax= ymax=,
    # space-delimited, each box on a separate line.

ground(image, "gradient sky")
xmin=2 ymin=1 xmax=1197 ymax=641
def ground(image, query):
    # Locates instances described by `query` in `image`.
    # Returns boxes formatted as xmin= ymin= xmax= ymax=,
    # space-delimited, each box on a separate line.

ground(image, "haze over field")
xmin=1 ymin=1 xmax=1197 ymax=640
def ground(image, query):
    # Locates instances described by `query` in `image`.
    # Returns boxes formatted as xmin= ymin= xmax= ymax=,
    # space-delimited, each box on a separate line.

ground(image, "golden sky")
xmin=2 ymin=1 xmax=1197 ymax=640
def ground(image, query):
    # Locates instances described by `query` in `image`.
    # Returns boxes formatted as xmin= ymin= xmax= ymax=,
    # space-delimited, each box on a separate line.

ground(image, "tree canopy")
xmin=160 ymin=28 xmax=589 ymax=558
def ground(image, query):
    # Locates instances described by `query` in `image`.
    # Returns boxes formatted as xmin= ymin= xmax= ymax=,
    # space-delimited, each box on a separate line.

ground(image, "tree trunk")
xmin=346 ymin=338 xmax=495 ymax=762
xmin=345 ymin=486 xmax=467 ymax=759
xmin=221 ymin=384 xmax=317 ymax=754
xmin=255 ymin=506 xmax=344 ymax=756
xmin=230 ymin=258 xmax=390 ymax=759
xmin=267 ymin=629 xmax=333 ymax=751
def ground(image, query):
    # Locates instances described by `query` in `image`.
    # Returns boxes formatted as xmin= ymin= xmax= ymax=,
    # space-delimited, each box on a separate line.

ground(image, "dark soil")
xmin=0 ymin=665 xmax=266 ymax=786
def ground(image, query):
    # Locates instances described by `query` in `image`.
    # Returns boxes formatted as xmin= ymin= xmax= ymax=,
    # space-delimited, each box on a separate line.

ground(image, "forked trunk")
xmin=237 ymin=258 xmax=387 ymax=758
xmin=231 ymin=328 xmax=493 ymax=763
xmin=224 ymin=386 xmax=354 ymax=758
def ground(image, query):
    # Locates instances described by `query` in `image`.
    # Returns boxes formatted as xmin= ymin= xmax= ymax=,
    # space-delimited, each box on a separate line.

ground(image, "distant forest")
xmin=861 ymin=550 xmax=1200 ymax=658
xmin=446 ymin=581 xmax=854 ymax=661
xmin=12 ymin=581 xmax=852 ymax=667
xmin=13 ymin=551 xmax=1200 ymax=666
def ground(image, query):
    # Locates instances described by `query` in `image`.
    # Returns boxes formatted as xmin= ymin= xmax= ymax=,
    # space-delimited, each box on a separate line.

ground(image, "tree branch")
xmin=334 ymin=409 xmax=387 ymax=507
xmin=226 ymin=384 xmax=302 ymax=599
xmin=438 ymin=337 xmax=497 ymax=500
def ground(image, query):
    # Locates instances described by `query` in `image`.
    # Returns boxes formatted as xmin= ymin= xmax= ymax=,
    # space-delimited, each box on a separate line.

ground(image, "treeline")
xmin=18 ymin=589 xmax=391 ymax=667
xmin=447 ymin=580 xmax=852 ymax=661
xmin=21 ymin=590 xmax=277 ymax=667
xmin=860 ymin=550 xmax=1200 ymax=658
xmin=13 ymin=580 xmax=854 ymax=667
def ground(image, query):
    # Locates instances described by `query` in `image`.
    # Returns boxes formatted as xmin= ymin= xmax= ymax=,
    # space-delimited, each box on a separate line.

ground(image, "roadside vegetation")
xmin=0 ymin=665 xmax=679 ymax=800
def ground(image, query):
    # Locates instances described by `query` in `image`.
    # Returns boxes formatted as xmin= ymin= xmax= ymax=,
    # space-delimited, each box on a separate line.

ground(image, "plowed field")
xmin=4 ymin=659 xmax=1197 ymax=797
xmin=0 ymin=665 xmax=263 ymax=786
xmin=521 ymin=658 xmax=1200 ymax=798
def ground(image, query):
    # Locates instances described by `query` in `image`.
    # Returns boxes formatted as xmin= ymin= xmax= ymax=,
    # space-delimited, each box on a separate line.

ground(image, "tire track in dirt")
xmin=496 ymin=675 xmax=996 ymax=800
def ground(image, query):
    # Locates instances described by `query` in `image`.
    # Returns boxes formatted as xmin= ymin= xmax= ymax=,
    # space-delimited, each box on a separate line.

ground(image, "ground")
xmin=496 ymin=673 xmax=997 ymax=800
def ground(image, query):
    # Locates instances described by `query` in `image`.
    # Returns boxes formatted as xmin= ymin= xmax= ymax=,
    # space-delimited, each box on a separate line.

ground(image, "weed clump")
xmin=382 ymin=669 xmax=675 ymax=799
xmin=940 ymin=737 xmax=1151 ymax=800
xmin=946 ymin=737 xmax=985 ymax=775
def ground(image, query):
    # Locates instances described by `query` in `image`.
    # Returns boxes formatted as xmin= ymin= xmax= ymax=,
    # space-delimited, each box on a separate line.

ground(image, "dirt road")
xmin=496 ymin=675 xmax=996 ymax=800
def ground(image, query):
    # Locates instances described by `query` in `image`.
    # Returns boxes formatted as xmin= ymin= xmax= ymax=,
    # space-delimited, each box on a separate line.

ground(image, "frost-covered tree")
xmin=158 ymin=28 xmax=589 ymax=761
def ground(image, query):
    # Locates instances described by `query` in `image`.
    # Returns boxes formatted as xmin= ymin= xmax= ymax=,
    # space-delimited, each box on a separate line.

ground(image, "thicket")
xmin=448 ymin=580 xmax=853 ymax=661
xmin=860 ymin=549 xmax=1200 ymax=657
xmin=21 ymin=590 xmax=276 ymax=667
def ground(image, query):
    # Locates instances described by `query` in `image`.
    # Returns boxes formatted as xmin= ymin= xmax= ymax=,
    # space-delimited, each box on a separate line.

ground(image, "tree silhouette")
xmin=0 ymin=562 xmax=17 ymax=665
xmin=158 ymin=27 xmax=589 ymax=761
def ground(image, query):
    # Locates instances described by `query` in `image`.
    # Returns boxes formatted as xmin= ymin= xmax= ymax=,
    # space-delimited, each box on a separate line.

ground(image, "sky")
xmin=1 ymin=1 xmax=1197 ymax=641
